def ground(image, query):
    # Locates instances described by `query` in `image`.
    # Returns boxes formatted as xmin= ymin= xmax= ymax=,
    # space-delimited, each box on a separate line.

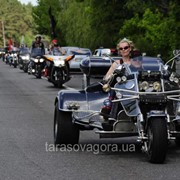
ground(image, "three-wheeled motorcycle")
xmin=54 ymin=53 xmax=180 ymax=163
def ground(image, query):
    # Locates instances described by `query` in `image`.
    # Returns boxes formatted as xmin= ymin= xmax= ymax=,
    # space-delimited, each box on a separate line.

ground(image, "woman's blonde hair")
xmin=117 ymin=37 xmax=135 ymax=50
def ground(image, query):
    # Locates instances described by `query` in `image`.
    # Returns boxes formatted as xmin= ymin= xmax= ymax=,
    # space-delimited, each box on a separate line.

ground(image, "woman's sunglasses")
xmin=119 ymin=46 xmax=130 ymax=51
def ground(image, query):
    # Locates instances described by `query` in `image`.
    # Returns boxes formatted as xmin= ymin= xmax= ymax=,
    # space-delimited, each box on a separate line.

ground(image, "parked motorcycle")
xmin=28 ymin=48 xmax=45 ymax=78
xmin=54 ymin=53 xmax=180 ymax=163
xmin=44 ymin=48 xmax=74 ymax=87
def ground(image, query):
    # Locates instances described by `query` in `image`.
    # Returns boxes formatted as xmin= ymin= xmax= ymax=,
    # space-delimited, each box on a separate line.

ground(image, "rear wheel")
xmin=146 ymin=118 xmax=168 ymax=163
xmin=54 ymin=103 xmax=79 ymax=146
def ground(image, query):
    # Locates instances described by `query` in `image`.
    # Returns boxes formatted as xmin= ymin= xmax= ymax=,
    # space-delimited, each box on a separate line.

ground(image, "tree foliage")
xmin=0 ymin=0 xmax=36 ymax=47
xmin=32 ymin=0 xmax=180 ymax=59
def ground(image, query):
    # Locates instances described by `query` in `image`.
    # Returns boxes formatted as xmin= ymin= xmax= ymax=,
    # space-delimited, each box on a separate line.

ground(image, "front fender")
xmin=55 ymin=88 xmax=108 ymax=112
xmin=147 ymin=110 xmax=167 ymax=120
xmin=55 ymin=90 xmax=87 ymax=111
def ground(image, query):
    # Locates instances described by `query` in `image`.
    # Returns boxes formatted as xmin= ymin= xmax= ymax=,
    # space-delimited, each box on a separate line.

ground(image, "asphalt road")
xmin=0 ymin=60 xmax=180 ymax=180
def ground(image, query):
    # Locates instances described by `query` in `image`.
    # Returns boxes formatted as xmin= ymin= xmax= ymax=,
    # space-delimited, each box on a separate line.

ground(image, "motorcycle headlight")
xmin=59 ymin=61 xmax=65 ymax=67
xmin=174 ymin=77 xmax=179 ymax=84
xmin=153 ymin=81 xmax=161 ymax=91
xmin=140 ymin=81 xmax=149 ymax=90
xmin=121 ymin=76 xmax=127 ymax=82
xmin=116 ymin=91 xmax=122 ymax=99
xmin=54 ymin=60 xmax=65 ymax=67
xmin=169 ymin=73 xmax=179 ymax=84
xmin=34 ymin=59 xmax=39 ymax=63
xmin=125 ymin=80 xmax=135 ymax=89
xmin=169 ymin=75 xmax=174 ymax=82
xmin=24 ymin=55 xmax=30 ymax=60
xmin=40 ymin=58 xmax=44 ymax=62
xmin=116 ymin=77 xmax=121 ymax=83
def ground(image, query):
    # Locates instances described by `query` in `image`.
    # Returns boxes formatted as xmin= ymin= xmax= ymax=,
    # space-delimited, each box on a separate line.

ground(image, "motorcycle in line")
xmin=53 ymin=53 xmax=180 ymax=163
xmin=44 ymin=48 xmax=74 ymax=88
xmin=18 ymin=47 xmax=30 ymax=73
xmin=28 ymin=48 xmax=45 ymax=79
xmin=8 ymin=50 xmax=19 ymax=68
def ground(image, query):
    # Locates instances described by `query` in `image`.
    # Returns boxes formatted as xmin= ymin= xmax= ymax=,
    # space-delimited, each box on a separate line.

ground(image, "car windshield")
xmin=129 ymin=56 xmax=163 ymax=72
xmin=31 ymin=48 xmax=44 ymax=57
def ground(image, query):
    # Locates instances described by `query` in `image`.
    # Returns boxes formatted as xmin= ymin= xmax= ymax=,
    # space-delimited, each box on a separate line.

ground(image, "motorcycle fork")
xmin=136 ymin=113 xmax=149 ymax=152
xmin=139 ymin=109 xmax=170 ymax=153
xmin=136 ymin=113 xmax=147 ymax=140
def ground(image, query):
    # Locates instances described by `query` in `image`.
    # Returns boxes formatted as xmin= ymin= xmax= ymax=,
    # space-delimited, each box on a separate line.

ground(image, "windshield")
xmin=20 ymin=48 xmax=30 ymax=55
xmin=51 ymin=48 xmax=62 ymax=56
xmin=129 ymin=56 xmax=163 ymax=72
xmin=31 ymin=48 xmax=44 ymax=57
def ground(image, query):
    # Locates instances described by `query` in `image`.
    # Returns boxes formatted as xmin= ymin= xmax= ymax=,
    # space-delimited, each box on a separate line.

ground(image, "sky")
xmin=18 ymin=0 xmax=37 ymax=6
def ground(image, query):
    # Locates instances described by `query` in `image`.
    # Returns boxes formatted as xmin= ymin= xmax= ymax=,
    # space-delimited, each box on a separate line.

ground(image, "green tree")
xmin=0 ymin=0 xmax=36 ymax=47
xmin=32 ymin=0 xmax=179 ymax=58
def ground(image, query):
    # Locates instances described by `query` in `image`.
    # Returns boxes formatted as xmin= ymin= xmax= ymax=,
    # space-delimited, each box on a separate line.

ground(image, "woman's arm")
xmin=104 ymin=60 xmax=120 ymax=81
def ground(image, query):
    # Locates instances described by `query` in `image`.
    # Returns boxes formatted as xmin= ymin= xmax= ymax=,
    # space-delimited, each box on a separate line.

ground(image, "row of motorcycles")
xmin=54 ymin=51 xmax=180 ymax=164
xmin=2 ymin=47 xmax=74 ymax=88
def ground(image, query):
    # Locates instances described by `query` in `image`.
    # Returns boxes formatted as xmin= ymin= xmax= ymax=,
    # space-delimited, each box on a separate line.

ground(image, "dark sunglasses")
xmin=119 ymin=46 xmax=130 ymax=51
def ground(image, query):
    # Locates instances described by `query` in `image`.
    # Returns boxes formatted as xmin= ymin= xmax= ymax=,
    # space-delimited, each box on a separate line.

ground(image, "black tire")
xmin=146 ymin=118 xmax=168 ymax=163
xmin=175 ymin=125 xmax=180 ymax=147
xmin=51 ymin=67 xmax=63 ymax=88
xmin=36 ymin=66 xmax=42 ymax=78
xmin=54 ymin=103 xmax=79 ymax=146
xmin=23 ymin=65 xmax=28 ymax=73
xmin=175 ymin=138 xmax=180 ymax=147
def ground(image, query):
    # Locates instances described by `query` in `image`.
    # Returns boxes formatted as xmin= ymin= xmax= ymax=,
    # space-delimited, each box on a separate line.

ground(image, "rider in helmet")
xmin=28 ymin=35 xmax=45 ymax=74
xmin=32 ymin=35 xmax=45 ymax=53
